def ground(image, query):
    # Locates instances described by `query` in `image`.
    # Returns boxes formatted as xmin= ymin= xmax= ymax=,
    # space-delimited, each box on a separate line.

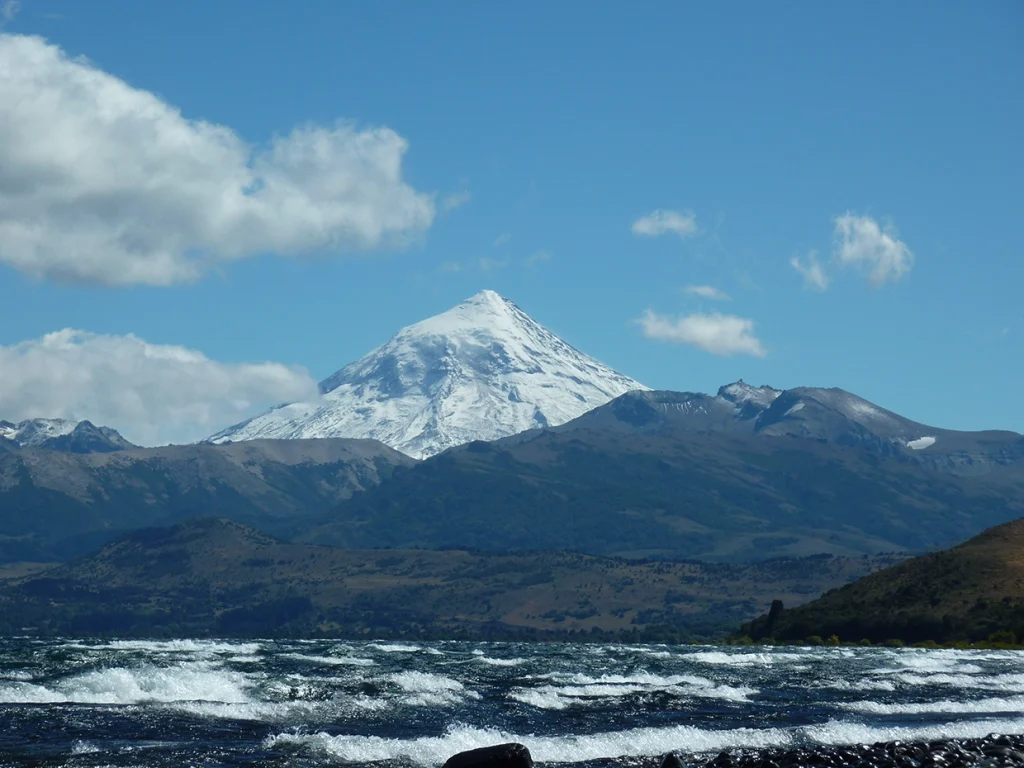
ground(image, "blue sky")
xmin=0 ymin=0 xmax=1021 ymax=443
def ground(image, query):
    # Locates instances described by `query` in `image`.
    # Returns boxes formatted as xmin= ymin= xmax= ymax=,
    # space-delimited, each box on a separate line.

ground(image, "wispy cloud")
xmin=479 ymin=256 xmax=507 ymax=272
xmin=636 ymin=310 xmax=766 ymax=357
xmin=632 ymin=209 xmax=697 ymax=238
xmin=790 ymin=251 xmax=830 ymax=291
xmin=834 ymin=213 xmax=914 ymax=286
xmin=0 ymin=0 xmax=20 ymax=25
xmin=526 ymin=250 xmax=551 ymax=266
xmin=493 ymin=232 xmax=511 ymax=247
xmin=0 ymin=34 xmax=434 ymax=286
xmin=441 ymin=191 xmax=471 ymax=212
xmin=439 ymin=261 xmax=462 ymax=273
xmin=683 ymin=284 xmax=731 ymax=301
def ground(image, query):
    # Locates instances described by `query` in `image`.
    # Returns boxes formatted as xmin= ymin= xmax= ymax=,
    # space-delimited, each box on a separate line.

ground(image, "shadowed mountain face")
xmin=0 ymin=439 xmax=414 ymax=563
xmin=304 ymin=388 xmax=1024 ymax=562
xmin=2 ymin=385 xmax=1021 ymax=566
xmin=0 ymin=518 xmax=903 ymax=639
xmin=742 ymin=517 xmax=1024 ymax=644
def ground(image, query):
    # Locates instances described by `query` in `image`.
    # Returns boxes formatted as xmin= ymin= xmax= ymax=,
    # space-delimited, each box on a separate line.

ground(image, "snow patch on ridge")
xmin=907 ymin=436 xmax=937 ymax=450
xmin=0 ymin=417 xmax=78 ymax=447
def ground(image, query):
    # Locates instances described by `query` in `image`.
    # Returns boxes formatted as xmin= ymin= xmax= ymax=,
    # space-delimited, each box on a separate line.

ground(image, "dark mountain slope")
xmin=306 ymin=389 xmax=1024 ymax=561
xmin=0 ymin=518 xmax=903 ymax=638
xmin=742 ymin=517 xmax=1024 ymax=644
xmin=0 ymin=439 xmax=413 ymax=563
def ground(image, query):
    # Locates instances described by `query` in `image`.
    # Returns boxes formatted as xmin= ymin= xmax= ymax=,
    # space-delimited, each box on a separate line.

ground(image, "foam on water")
xmin=63 ymin=640 xmax=261 ymax=656
xmin=268 ymin=716 xmax=1024 ymax=765
xmin=0 ymin=662 xmax=251 ymax=705
xmin=682 ymin=651 xmax=807 ymax=666
xmin=474 ymin=656 xmax=525 ymax=667
xmin=515 ymin=672 xmax=755 ymax=709
xmin=265 ymin=722 xmax=791 ymax=765
xmin=284 ymin=653 xmax=376 ymax=667
xmin=369 ymin=643 xmax=443 ymax=655
xmin=802 ymin=717 xmax=1024 ymax=746
xmin=842 ymin=696 xmax=1024 ymax=715
xmin=388 ymin=671 xmax=480 ymax=707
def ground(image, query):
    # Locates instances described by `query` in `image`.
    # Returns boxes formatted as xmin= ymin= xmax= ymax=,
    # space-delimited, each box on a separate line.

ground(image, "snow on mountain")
xmin=717 ymin=380 xmax=781 ymax=411
xmin=208 ymin=290 xmax=647 ymax=458
xmin=0 ymin=418 xmax=136 ymax=452
xmin=0 ymin=418 xmax=78 ymax=447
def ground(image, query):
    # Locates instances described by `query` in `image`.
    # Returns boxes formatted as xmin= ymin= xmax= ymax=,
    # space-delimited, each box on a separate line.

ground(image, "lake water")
xmin=1 ymin=639 xmax=1023 ymax=766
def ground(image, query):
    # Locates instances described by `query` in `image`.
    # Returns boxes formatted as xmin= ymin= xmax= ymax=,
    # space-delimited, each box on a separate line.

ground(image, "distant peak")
xmin=464 ymin=289 xmax=506 ymax=304
xmin=718 ymin=380 xmax=780 ymax=399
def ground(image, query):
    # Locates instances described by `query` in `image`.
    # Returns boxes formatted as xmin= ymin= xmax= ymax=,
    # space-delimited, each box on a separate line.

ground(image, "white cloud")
xmin=833 ymin=213 xmax=914 ymax=286
xmin=790 ymin=251 xmax=830 ymax=291
xmin=493 ymin=232 xmax=511 ymax=247
xmin=526 ymin=250 xmax=551 ymax=266
xmin=439 ymin=261 xmax=462 ymax=273
xmin=0 ymin=34 xmax=435 ymax=286
xmin=637 ymin=310 xmax=766 ymax=357
xmin=632 ymin=209 xmax=697 ymax=238
xmin=441 ymin=191 xmax=471 ymax=212
xmin=0 ymin=329 xmax=319 ymax=445
xmin=683 ymin=284 xmax=731 ymax=301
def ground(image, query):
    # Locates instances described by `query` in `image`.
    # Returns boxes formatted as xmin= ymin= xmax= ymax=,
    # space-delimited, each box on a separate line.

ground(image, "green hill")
xmin=742 ymin=517 xmax=1024 ymax=644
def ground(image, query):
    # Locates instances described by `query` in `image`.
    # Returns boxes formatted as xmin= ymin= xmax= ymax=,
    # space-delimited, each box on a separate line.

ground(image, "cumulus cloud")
xmin=632 ymin=209 xmax=697 ymax=238
xmin=637 ymin=310 xmax=766 ymax=357
xmin=0 ymin=34 xmax=435 ymax=286
xmin=683 ymin=284 xmax=731 ymax=301
xmin=790 ymin=251 xmax=830 ymax=291
xmin=441 ymin=191 xmax=471 ymax=212
xmin=833 ymin=214 xmax=914 ymax=286
xmin=0 ymin=330 xmax=319 ymax=445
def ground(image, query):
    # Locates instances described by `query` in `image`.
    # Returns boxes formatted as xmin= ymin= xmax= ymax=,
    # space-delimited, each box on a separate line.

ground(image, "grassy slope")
xmin=743 ymin=517 xmax=1024 ymax=643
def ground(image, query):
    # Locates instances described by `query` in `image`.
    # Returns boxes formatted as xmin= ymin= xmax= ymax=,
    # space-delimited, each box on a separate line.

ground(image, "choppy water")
xmin=1 ymin=639 xmax=1023 ymax=766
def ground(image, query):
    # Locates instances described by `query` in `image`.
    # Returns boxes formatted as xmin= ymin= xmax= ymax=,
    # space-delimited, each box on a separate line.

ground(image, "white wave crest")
xmin=267 ymin=716 xmax=1024 ymax=765
xmin=682 ymin=651 xmax=807 ymax=666
xmin=284 ymin=653 xmax=376 ymax=667
xmin=0 ymin=662 xmax=251 ymax=705
xmin=842 ymin=696 xmax=1024 ymax=715
xmin=265 ymin=722 xmax=789 ymax=765
xmin=63 ymin=639 xmax=261 ymax=656
xmin=474 ymin=656 xmax=525 ymax=667
xmin=512 ymin=672 xmax=754 ymax=709
xmin=388 ymin=671 xmax=480 ymax=707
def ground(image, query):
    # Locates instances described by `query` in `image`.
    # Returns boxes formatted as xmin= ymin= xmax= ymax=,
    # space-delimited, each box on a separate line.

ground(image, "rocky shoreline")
xmin=444 ymin=735 xmax=1024 ymax=768
xmin=671 ymin=733 xmax=1024 ymax=768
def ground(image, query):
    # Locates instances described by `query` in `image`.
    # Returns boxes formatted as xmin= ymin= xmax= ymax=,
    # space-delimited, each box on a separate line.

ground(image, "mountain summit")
xmin=209 ymin=290 xmax=645 ymax=458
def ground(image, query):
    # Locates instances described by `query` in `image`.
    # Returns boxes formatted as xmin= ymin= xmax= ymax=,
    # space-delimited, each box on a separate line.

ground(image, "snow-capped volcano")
xmin=209 ymin=290 xmax=646 ymax=458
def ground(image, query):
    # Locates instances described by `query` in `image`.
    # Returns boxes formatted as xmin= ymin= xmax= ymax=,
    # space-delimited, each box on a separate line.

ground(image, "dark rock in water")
xmin=661 ymin=754 xmax=685 ymax=768
xmin=443 ymin=743 xmax=533 ymax=768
